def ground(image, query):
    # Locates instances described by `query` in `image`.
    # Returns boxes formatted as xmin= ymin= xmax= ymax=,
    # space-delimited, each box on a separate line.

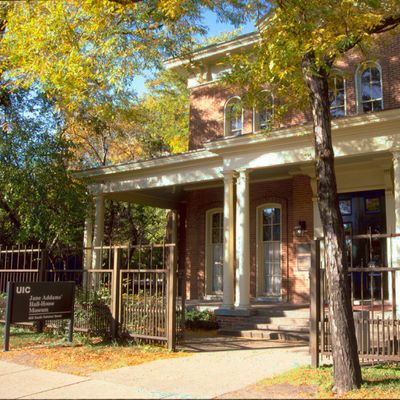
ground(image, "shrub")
xmin=184 ymin=309 xmax=218 ymax=330
xmin=74 ymin=286 xmax=112 ymax=339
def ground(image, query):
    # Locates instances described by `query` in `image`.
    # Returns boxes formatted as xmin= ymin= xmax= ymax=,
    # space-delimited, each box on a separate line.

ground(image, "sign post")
xmin=3 ymin=281 xmax=75 ymax=352
xmin=4 ymin=282 xmax=13 ymax=352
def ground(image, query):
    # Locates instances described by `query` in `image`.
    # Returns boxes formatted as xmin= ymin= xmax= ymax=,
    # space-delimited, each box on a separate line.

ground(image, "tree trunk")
xmin=302 ymin=52 xmax=362 ymax=393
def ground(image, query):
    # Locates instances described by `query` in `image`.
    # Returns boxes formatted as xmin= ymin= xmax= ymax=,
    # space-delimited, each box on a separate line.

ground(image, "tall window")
xmin=206 ymin=209 xmax=224 ymax=294
xmin=358 ymin=63 xmax=383 ymax=113
xmin=224 ymin=97 xmax=243 ymax=136
xmin=254 ymin=90 xmax=274 ymax=131
xmin=329 ymin=73 xmax=346 ymax=118
xmin=257 ymin=205 xmax=282 ymax=297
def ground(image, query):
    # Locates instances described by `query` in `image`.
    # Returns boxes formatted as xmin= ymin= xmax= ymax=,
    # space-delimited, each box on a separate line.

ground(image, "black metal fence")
xmin=0 ymin=243 xmax=184 ymax=350
xmin=310 ymin=233 xmax=400 ymax=366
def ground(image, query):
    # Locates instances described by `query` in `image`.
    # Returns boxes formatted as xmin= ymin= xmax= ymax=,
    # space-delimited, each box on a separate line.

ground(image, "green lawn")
xmin=259 ymin=364 xmax=400 ymax=399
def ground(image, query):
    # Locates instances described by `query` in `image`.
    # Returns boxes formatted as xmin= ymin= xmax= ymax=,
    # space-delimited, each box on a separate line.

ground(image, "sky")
xmin=132 ymin=9 xmax=256 ymax=95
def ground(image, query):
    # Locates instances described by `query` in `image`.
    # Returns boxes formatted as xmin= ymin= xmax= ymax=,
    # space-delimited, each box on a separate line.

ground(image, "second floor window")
xmin=254 ymin=90 xmax=274 ymax=131
xmin=224 ymin=97 xmax=243 ymax=136
xmin=329 ymin=73 xmax=346 ymax=118
xmin=359 ymin=63 xmax=383 ymax=113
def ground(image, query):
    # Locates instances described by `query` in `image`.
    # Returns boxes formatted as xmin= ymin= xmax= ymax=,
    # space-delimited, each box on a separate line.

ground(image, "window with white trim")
xmin=329 ymin=73 xmax=346 ymax=118
xmin=224 ymin=97 xmax=243 ymax=136
xmin=254 ymin=90 xmax=274 ymax=131
xmin=358 ymin=63 xmax=383 ymax=113
xmin=205 ymin=209 xmax=224 ymax=294
xmin=257 ymin=204 xmax=282 ymax=297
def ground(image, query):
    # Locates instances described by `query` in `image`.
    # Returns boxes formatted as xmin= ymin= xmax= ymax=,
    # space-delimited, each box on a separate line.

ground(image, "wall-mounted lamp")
xmin=294 ymin=220 xmax=307 ymax=237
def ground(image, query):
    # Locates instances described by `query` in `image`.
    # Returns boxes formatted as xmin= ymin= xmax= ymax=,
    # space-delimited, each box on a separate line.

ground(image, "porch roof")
xmin=78 ymin=108 xmax=400 ymax=208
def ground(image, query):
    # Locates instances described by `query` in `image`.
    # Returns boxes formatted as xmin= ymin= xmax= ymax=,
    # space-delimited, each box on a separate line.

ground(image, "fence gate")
xmin=114 ymin=243 xmax=181 ymax=350
xmin=0 ymin=243 xmax=184 ymax=351
xmin=310 ymin=234 xmax=400 ymax=367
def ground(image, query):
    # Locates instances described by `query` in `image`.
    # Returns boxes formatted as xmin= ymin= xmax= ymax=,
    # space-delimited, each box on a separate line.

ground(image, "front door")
xmin=339 ymin=189 xmax=387 ymax=299
xmin=259 ymin=205 xmax=282 ymax=297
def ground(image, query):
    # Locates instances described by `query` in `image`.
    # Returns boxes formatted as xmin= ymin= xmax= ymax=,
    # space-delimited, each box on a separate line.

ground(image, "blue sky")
xmin=133 ymin=9 xmax=255 ymax=95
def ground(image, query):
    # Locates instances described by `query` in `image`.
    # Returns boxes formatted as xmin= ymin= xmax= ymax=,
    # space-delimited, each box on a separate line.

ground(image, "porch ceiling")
xmin=103 ymin=186 xmax=184 ymax=209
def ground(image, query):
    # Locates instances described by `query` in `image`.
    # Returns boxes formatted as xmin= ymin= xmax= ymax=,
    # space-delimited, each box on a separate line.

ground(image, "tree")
xmin=5 ymin=0 xmax=400 ymax=392
xmin=224 ymin=0 xmax=400 ymax=393
xmin=138 ymin=69 xmax=190 ymax=155
xmin=0 ymin=0 xmax=207 ymax=112
xmin=0 ymin=89 xmax=87 ymax=248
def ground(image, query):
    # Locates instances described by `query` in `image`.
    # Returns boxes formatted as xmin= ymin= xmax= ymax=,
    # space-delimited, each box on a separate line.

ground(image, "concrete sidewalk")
xmin=0 ymin=342 xmax=309 ymax=399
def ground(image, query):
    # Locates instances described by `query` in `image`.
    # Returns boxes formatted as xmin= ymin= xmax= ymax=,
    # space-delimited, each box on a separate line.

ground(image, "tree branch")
xmin=367 ymin=15 xmax=400 ymax=35
xmin=339 ymin=14 xmax=400 ymax=55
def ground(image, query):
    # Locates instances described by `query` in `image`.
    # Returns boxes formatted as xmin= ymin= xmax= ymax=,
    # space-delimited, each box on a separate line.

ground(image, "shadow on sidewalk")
xmin=179 ymin=335 xmax=308 ymax=353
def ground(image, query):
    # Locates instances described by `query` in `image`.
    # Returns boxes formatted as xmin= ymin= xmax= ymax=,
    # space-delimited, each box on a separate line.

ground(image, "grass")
xmin=259 ymin=364 xmax=400 ymax=399
xmin=0 ymin=325 xmax=188 ymax=376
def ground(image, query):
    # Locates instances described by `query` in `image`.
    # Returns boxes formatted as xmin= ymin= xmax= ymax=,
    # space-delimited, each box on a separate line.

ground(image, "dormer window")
xmin=224 ymin=97 xmax=243 ymax=136
xmin=329 ymin=72 xmax=346 ymax=119
xmin=254 ymin=90 xmax=274 ymax=131
xmin=357 ymin=62 xmax=383 ymax=113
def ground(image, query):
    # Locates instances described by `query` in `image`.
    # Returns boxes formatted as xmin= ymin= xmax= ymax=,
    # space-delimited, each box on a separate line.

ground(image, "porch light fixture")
xmin=294 ymin=220 xmax=307 ymax=237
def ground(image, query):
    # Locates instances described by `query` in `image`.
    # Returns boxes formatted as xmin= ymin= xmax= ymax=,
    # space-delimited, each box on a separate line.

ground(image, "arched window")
xmin=224 ymin=97 xmax=243 ymax=136
xmin=329 ymin=72 xmax=346 ymax=118
xmin=357 ymin=62 xmax=383 ymax=113
xmin=254 ymin=90 xmax=274 ymax=131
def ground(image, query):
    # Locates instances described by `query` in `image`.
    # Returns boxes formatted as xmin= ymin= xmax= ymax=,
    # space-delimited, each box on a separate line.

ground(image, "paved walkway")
xmin=0 ymin=339 xmax=309 ymax=399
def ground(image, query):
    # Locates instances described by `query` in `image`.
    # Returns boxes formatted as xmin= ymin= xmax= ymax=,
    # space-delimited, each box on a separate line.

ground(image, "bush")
xmin=184 ymin=310 xmax=218 ymax=330
xmin=74 ymin=286 xmax=112 ymax=339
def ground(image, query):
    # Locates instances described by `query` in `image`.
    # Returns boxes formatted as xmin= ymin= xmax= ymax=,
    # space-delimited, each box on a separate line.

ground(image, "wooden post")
xmin=167 ymin=210 xmax=177 ymax=351
xmin=310 ymin=239 xmax=321 ymax=368
xmin=111 ymin=247 xmax=121 ymax=340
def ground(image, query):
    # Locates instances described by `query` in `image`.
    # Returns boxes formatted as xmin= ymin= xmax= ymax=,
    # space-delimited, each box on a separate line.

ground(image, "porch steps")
xmin=218 ymin=327 xmax=309 ymax=342
xmin=217 ymin=306 xmax=310 ymax=343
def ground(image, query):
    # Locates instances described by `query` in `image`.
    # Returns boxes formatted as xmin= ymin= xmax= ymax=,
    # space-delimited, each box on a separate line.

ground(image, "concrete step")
xmin=233 ymin=323 xmax=310 ymax=332
xmin=255 ymin=308 xmax=310 ymax=318
xmin=244 ymin=317 xmax=310 ymax=327
xmin=218 ymin=328 xmax=309 ymax=342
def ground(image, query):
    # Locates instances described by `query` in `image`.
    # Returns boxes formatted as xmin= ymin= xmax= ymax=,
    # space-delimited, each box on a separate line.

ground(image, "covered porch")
xmin=80 ymin=109 xmax=400 ymax=317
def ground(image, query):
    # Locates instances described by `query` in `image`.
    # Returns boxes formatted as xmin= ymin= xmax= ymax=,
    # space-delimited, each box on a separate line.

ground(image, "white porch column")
xmin=83 ymin=212 xmax=93 ymax=270
xmin=92 ymin=195 xmax=105 ymax=269
xmin=235 ymin=169 xmax=250 ymax=310
xmin=222 ymin=171 xmax=236 ymax=309
xmin=384 ymin=167 xmax=395 ymax=303
xmin=392 ymin=152 xmax=400 ymax=316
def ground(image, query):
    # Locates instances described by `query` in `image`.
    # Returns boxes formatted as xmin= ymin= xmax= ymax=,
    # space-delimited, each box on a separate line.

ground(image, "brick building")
xmin=81 ymin=30 xmax=400 ymax=318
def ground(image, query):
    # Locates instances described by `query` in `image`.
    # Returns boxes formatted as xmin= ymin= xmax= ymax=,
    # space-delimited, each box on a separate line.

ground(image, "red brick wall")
xmin=290 ymin=175 xmax=314 ymax=304
xmin=188 ymin=34 xmax=400 ymax=150
xmin=184 ymin=186 xmax=224 ymax=299
xmin=183 ymin=175 xmax=313 ymax=304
